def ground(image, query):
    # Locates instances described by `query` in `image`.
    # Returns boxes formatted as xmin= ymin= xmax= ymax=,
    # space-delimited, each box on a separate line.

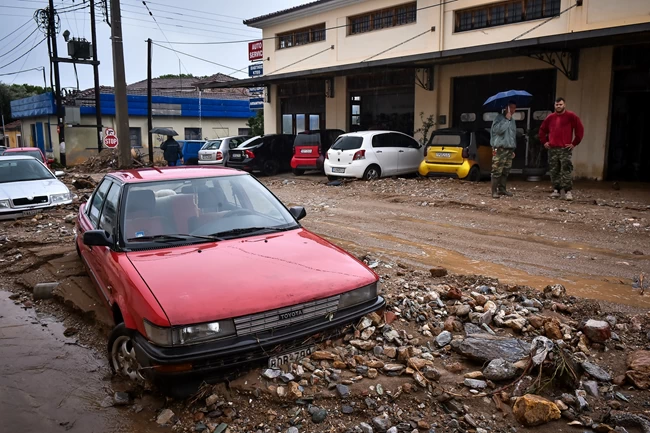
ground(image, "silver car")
xmin=198 ymin=136 xmax=251 ymax=165
xmin=0 ymin=155 xmax=72 ymax=220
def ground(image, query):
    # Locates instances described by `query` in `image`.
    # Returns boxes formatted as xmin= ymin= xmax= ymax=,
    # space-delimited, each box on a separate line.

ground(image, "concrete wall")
xmin=325 ymin=76 xmax=349 ymax=131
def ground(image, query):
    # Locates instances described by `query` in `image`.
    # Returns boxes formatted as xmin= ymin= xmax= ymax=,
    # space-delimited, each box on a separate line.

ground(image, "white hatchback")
xmin=198 ymin=136 xmax=251 ymax=165
xmin=324 ymin=131 xmax=424 ymax=181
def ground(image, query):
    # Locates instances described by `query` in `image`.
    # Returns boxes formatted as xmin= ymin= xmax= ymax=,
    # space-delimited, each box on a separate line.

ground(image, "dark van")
xmin=226 ymin=134 xmax=296 ymax=176
xmin=290 ymin=129 xmax=345 ymax=175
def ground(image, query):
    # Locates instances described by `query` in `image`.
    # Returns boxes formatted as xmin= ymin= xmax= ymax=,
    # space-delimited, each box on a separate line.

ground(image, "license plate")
xmin=331 ymin=167 xmax=345 ymax=174
xmin=435 ymin=152 xmax=451 ymax=158
xmin=231 ymin=152 xmax=242 ymax=159
xmin=300 ymin=149 xmax=312 ymax=154
xmin=22 ymin=209 xmax=41 ymax=216
xmin=201 ymin=154 xmax=212 ymax=160
xmin=268 ymin=345 xmax=315 ymax=368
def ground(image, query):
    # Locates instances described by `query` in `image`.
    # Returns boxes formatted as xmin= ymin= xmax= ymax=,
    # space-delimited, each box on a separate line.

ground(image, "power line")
xmin=0 ymin=27 xmax=40 ymax=59
xmin=10 ymin=32 xmax=40 ymax=84
xmin=0 ymin=66 xmax=44 ymax=77
xmin=153 ymin=0 xmax=461 ymax=45
xmin=0 ymin=37 xmax=46 ymax=70
xmin=362 ymin=28 xmax=433 ymax=62
xmin=141 ymin=1 xmax=190 ymax=76
xmin=121 ymin=0 xmax=244 ymax=21
xmin=120 ymin=14 xmax=251 ymax=41
xmin=266 ymin=45 xmax=334 ymax=76
xmin=512 ymin=2 xmax=579 ymax=41
xmin=150 ymin=42 xmax=248 ymax=76
xmin=0 ymin=18 xmax=34 ymax=43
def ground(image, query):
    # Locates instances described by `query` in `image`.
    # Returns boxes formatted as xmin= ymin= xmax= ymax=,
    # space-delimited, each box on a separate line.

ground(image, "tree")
xmin=0 ymin=82 xmax=49 ymax=122
xmin=157 ymin=73 xmax=196 ymax=79
xmin=247 ymin=110 xmax=264 ymax=136
xmin=413 ymin=112 xmax=436 ymax=146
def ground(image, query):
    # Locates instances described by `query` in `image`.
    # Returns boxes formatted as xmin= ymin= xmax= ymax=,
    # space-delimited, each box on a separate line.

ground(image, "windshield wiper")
xmin=127 ymin=233 xmax=223 ymax=242
xmin=208 ymin=226 xmax=293 ymax=239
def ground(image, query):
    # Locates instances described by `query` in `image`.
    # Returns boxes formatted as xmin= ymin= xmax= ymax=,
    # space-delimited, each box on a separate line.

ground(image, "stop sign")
xmin=103 ymin=128 xmax=118 ymax=148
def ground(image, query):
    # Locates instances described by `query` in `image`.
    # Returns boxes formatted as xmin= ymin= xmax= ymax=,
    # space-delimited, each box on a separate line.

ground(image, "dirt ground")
xmin=1 ymin=170 xmax=649 ymax=433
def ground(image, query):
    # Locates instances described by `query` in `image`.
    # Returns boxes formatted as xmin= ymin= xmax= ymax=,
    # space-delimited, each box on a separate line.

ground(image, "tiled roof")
xmin=244 ymin=0 xmax=336 ymax=25
xmin=4 ymin=120 xmax=22 ymax=130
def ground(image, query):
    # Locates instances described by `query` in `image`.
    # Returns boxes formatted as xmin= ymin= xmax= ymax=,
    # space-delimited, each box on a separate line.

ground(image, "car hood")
xmin=126 ymin=228 xmax=377 ymax=326
xmin=0 ymin=179 xmax=68 ymax=200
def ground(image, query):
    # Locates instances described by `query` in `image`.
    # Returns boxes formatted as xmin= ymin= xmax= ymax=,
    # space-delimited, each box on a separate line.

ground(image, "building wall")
xmin=2 ymin=130 xmax=22 ymax=148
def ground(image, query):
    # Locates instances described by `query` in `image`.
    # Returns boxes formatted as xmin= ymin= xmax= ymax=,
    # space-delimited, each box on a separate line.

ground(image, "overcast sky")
xmin=0 ymin=0 xmax=306 ymax=89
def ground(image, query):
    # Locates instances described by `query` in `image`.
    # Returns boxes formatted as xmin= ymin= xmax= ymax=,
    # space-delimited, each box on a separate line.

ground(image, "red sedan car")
xmin=2 ymin=147 xmax=53 ymax=168
xmin=76 ymin=166 xmax=383 ymax=394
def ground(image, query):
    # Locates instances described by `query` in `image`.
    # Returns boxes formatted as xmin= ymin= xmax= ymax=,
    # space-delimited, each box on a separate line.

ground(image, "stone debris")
xmin=512 ymin=394 xmax=561 ymax=426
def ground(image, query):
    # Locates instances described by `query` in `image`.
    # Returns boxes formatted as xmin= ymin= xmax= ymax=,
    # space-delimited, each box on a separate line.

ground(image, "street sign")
xmin=249 ymin=63 xmax=263 ymax=78
xmin=103 ymin=128 xmax=118 ymax=148
xmin=248 ymin=40 xmax=263 ymax=61
xmin=249 ymin=87 xmax=264 ymax=95
xmin=249 ymin=97 xmax=264 ymax=110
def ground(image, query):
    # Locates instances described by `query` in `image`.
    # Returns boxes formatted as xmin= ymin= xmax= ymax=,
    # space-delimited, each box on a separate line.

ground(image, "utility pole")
xmin=110 ymin=0 xmax=131 ymax=168
xmin=48 ymin=0 xmax=64 ymax=149
xmin=89 ymin=0 xmax=103 ymax=153
xmin=147 ymin=38 xmax=153 ymax=165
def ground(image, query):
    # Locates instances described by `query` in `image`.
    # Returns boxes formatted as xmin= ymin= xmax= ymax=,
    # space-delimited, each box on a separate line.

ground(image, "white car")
xmin=0 ymin=155 xmax=72 ymax=220
xmin=324 ymin=131 xmax=424 ymax=181
xmin=198 ymin=136 xmax=251 ymax=165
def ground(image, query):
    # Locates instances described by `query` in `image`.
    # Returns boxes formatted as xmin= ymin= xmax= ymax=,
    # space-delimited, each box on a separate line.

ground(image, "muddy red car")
xmin=75 ymin=166 xmax=383 ymax=394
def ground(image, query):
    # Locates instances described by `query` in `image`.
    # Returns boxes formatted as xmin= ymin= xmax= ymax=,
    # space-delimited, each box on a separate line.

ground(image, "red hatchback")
xmin=3 ymin=147 xmax=52 ymax=168
xmin=76 ymin=166 xmax=383 ymax=394
xmin=290 ymin=129 xmax=344 ymax=175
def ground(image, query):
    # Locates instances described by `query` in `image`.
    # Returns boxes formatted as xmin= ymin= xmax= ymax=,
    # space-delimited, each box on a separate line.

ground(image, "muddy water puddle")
xmin=0 ymin=292 xmax=157 ymax=433
xmin=312 ymin=223 xmax=650 ymax=309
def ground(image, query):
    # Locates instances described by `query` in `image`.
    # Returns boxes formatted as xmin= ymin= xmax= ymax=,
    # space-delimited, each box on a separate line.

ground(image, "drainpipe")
xmin=435 ymin=0 xmax=445 ymax=130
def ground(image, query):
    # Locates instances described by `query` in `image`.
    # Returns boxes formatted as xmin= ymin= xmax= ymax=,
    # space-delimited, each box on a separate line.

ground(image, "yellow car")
xmin=418 ymin=129 xmax=492 ymax=181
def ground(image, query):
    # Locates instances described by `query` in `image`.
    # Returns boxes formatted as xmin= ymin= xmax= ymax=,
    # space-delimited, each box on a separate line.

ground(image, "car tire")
xmin=107 ymin=322 xmax=145 ymax=383
xmin=262 ymin=160 xmax=280 ymax=176
xmin=467 ymin=165 xmax=481 ymax=182
xmin=292 ymin=168 xmax=305 ymax=176
xmin=327 ymin=175 xmax=338 ymax=182
xmin=362 ymin=165 xmax=381 ymax=181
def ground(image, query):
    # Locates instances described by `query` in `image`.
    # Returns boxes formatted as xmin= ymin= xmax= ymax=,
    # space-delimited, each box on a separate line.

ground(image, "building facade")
xmin=10 ymin=77 xmax=255 ymax=166
xmin=206 ymin=0 xmax=650 ymax=181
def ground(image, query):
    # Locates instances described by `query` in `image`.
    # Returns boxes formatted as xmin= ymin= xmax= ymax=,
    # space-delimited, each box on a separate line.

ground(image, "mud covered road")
xmin=266 ymin=175 xmax=650 ymax=308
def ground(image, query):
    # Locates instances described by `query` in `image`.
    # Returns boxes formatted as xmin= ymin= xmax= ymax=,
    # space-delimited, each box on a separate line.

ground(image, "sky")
xmin=0 ymin=0 xmax=307 ymax=89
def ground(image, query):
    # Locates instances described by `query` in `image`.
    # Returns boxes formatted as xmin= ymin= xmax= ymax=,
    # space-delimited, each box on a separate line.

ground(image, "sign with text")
xmin=249 ymin=87 xmax=264 ymax=95
xmin=248 ymin=63 xmax=263 ymax=77
xmin=103 ymin=128 xmax=118 ymax=148
xmin=248 ymin=40 xmax=263 ymax=61
xmin=249 ymin=97 xmax=264 ymax=110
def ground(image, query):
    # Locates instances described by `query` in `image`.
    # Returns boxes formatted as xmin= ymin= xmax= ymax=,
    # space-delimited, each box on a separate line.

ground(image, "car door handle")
xmin=398 ymin=150 xmax=405 ymax=153
xmin=376 ymin=151 xmax=382 ymax=153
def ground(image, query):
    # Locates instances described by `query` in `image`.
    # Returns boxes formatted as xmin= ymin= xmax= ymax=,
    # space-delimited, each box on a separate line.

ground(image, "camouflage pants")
xmin=491 ymin=148 xmax=514 ymax=179
xmin=548 ymin=148 xmax=573 ymax=191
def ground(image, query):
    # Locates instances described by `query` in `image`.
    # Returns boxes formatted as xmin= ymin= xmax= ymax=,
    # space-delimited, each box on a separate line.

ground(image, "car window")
xmin=327 ymin=130 xmax=343 ymax=149
xmin=371 ymin=133 xmax=391 ymax=148
xmin=0 ymin=159 xmax=53 ymax=183
xmin=395 ymin=134 xmax=418 ymax=148
xmin=203 ymin=140 xmax=222 ymax=150
xmin=240 ymin=137 xmax=263 ymax=148
xmin=332 ymin=136 xmax=363 ymax=151
xmin=99 ymin=183 xmax=121 ymax=235
xmin=10 ymin=150 xmax=43 ymax=161
xmin=294 ymin=133 xmax=320 ymax=147
xmin=430 ymin=134 xmax=463 ymax=146
xmin=89 ymin=179 xmax=112 ymax=227
xmin=229 ymin=138 xmax=243 ymax=149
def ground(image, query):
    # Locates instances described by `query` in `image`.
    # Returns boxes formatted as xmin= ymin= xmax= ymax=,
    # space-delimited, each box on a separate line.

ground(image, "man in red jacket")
xmin=539 ymin=97 xmax=584 ymax=201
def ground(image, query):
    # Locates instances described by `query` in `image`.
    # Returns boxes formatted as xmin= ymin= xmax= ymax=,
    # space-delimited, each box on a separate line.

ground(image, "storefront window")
xmin=309 ymin=115 xmax=320 ymax=131
xmin=282 ymin=115 xmax=293 ymax=134
xmin=296 ymin=115 xmax=306 ymax=133
xmin=455 ymin=0 xmax=559 ymax=32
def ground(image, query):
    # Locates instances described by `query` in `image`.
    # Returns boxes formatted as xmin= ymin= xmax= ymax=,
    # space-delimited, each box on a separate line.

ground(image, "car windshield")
xmin=294 ymin=133 xmax=321 ymax=147
xmin=202 ymin=140 xmax=222 ymax=150
xmin=122 ymin=174 xmax=299 ymax=246
xmin=238 ymin=137 xmax=263 ymax=149
xmin=331 ymin=136 xmax=363 ymax=151
xmin=430 ymin=134 xmax=465 ymax=147
xmin=0 ymin=158 xmax=53 ymax=183
xmin=9 ymin=150 xmax=43 ymax=161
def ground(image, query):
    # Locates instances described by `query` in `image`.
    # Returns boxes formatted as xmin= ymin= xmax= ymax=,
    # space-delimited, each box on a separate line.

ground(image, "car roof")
xmin=4 ymin=147 xmax=42 ymax=151
xmin=342 ymin=130 xmax=409 ymax=137
xmin=106 ymin=166 xmax=246 ymax=184
xmin=0 ymin=155 xmax=40 ymax=161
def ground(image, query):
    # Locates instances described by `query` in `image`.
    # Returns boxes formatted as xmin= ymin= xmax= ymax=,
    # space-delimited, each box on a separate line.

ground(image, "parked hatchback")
xmin=198 ymin=136 xmax=251 ymax=165
xmin=324 ymin=131 xmax=423 ymax=181
xmin=291 ymin=129 xmax=344 ymax=175
xmin=3 ymin=146 xmax=52 ymax=168
xmin=227 ymin=134 xmax=296 ymax=176
xmin=76 ymin=166 xmax=384 ymax=395
xmin=178 ymin=140 xmax=206 ymax=166
xmin=418 ymin=129 xmax=492 ymax=181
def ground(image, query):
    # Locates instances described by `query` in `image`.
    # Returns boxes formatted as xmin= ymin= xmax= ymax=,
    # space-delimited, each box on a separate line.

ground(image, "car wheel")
xmin=292 ymin=168 xmax=305 ymax=176
xmin=362 ymin=165 xmax=381 ymax=181
xmin=467 ymin=165 xmax=481 ymax=182
xmin=108 ymin=322 xmax=145 ymax=383
xmin=262 ymin=160 xmax=280 ymax=176
xmin=327 ymin=175 xmax=338 ymax=182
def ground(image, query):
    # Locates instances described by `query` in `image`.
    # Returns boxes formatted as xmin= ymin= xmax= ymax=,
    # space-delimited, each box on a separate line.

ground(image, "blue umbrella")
xmin=483 ymin=90 xmax=533 ymax=110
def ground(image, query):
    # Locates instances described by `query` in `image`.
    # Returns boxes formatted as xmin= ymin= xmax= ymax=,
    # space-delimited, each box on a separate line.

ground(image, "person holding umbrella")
xmin=489 ymin=100 xmax=517 ymax=198
xmin=160 ymin=135 xmax=183 ymax=166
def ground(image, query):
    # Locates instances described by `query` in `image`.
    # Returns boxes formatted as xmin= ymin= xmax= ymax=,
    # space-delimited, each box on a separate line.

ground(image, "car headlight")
xmin=338 ymin=282 xmax=378 ymax=310
xmin=0 ymin=200 xmax=10 ymax=209
xmin=143 ymin=319 xmax=236 ymax=347
xmin=50 ymin=192 xmax=71 ymax=203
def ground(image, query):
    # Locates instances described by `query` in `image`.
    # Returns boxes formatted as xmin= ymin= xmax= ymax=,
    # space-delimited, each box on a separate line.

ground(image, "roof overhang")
xmin=200 ymin=22 xmax=650 ymax=89
xmin=244 ymin=0 xmax=364 ymax=28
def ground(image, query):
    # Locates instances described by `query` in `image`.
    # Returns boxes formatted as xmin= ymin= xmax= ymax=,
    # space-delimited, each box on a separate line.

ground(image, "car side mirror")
xmin=83 ymin=230 xmax=113 ymax=247
xmin=48 ymin=158 xmax=55 ymax=164
xmin=289 ymin=206 xmax=307 ymax=221
xmin=54 ymin=170 xmax=65 ymax=177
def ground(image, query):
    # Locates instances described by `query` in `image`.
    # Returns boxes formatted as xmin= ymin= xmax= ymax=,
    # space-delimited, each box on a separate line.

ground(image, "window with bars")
xmin=455 ymin=0 xmax=560 ymax=32
xmin=348 ymin=2 xmax=417 ymax=35
xmin=277 ymin=23 xmax=326 ymax=50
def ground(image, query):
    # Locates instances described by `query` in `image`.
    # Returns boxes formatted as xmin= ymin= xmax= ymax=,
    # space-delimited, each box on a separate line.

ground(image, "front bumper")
xmin=133 ymin=296 xmax=385 ymax=380
xmin=0 ymin=200 xmax=72 ymax=220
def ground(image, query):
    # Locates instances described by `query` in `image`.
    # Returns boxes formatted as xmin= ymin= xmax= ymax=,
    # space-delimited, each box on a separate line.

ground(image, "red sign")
xmin=248 ymin=40 xmax=263 ymax=61
xmin=103 ymin=128 xmax=118 ymax=148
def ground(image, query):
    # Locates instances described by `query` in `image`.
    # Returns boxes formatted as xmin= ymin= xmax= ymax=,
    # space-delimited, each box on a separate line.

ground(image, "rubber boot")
xmin=491 ymin=177 xmax=500 ymax=199
xmin=498 ymin=177 xmax=513 ymax=197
